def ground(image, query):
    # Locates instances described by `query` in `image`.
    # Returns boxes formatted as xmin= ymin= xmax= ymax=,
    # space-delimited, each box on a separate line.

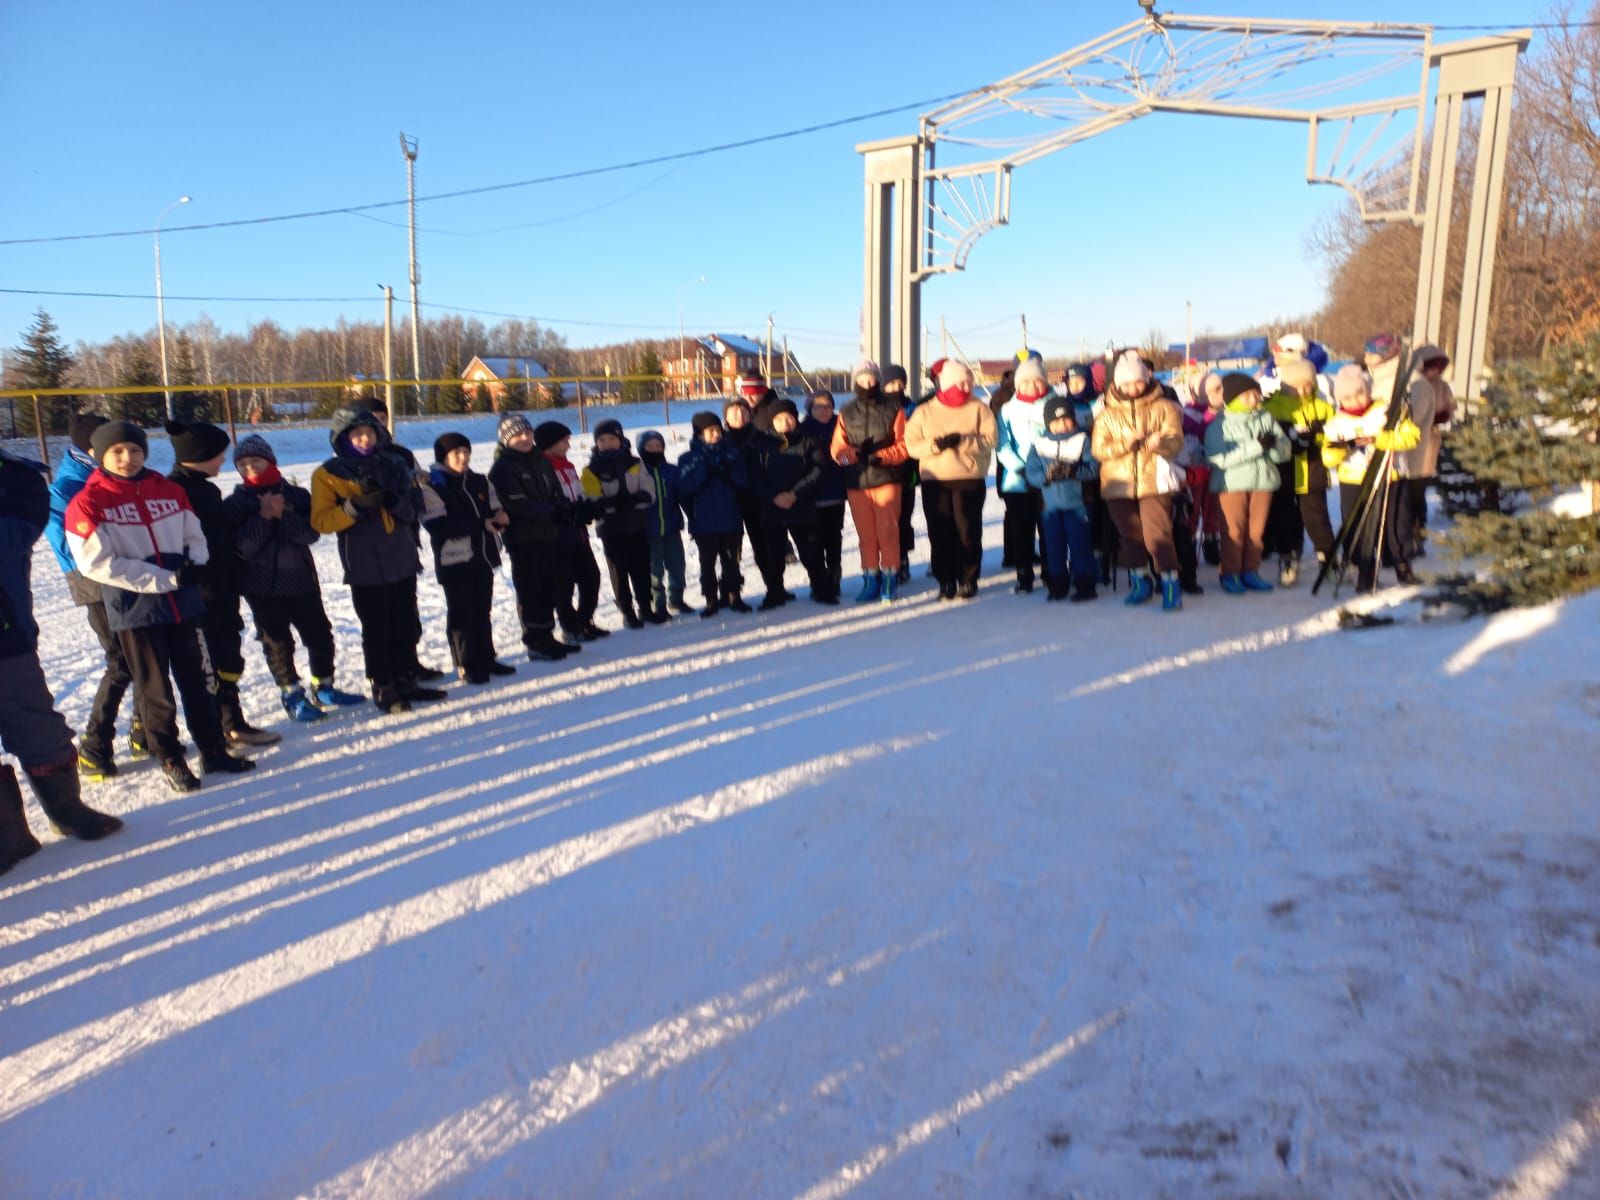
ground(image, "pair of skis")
xmin=1311 ymin=340 xmax=1417 ymax=598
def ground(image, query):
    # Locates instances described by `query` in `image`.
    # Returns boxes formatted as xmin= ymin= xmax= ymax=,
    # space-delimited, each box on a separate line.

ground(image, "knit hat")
xmin=853 ymin=359 xmax=881 ymax=384
xmin=1014 ymin=358 xmax=1048 ymax=393
xmin=770 ymin=398 xmax=799 ymax=422
xmin=1275 ymin=332 xmax=1309 ymax=359
xmin=938 ymin=359 xmax=973 ymax=391
xmin=533 ymin=420 xmax=572 ymax=452
xmin=638 ymin=429 xmax=666 ymax=452
xmin=1042 ymin=394 xmax=1076 ymax=427
xmin=1278 ymin=358 xmax=1317 ymax=391
xmin=433 ymin=432 xmax=471 ymax=463
xmin=497 ymin=413 xmax=533 ymax=446
xmin=70 ymin=412 xmax=108 ymax=454
xmin=926 ymin=357 xmax=948 ymax=382
xmin=692 ymin=411 xmax=722 ymax=438
xmin=1333 ymin=363 xmax=1372 ymax=408
xmin=233 ymin=433 xmax=277 ymax=466
xmin=1364 ymin=333 xmax=1401 ymax=364
xmin=1112 ymin=349 xmax=1151 ymax=390
xmin=165 ymin=419 xmax=230 ymax=464
xmin=90 ymin=420 xmax=148 ymax=459
xmin=1220 ymin=373 xmax=1261 ymax=407
xmin=1066 ymin=363 xmax=1092 ymax=389
xmin=1016 ymin=347 xmax=1043 ymax=364
xmin=592 ymin=418 xmax=625 ymax=444
xmin=882 ymin=364 xmax=908 ymax=388
xmin=737 ymin=373 xmax=766 ymax=398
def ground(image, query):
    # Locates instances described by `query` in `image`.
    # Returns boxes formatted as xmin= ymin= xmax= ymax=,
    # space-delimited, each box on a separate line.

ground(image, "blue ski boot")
xmin=880 ymin=569 xmax=898 ymax=602
xmin=1124 ymin=570 xmax=1155 ymax=606
xmin=312 ymin=678 xmax=366 ymax=708
xmin=854 ymin=571 xmax=883 ymax=604
xmin=1219 ymin=573 xmax=1248 ymax=595
xmin=1240 ymin=570 xmax=1275 ymax=592
xmin=281 ymin=686 xmax=326 ymax=722
xmin=1160 ymin=571 xmax=1183 ymax=611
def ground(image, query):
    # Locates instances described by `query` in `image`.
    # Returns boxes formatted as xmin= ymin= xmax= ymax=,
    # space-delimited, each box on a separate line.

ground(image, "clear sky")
xmin=0 ymin=0 xmax=1547 ymax=372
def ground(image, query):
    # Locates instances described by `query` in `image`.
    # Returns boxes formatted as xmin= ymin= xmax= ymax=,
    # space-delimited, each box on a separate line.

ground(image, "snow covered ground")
xmin=3 ymin=414 xmax=1599 ymax=1199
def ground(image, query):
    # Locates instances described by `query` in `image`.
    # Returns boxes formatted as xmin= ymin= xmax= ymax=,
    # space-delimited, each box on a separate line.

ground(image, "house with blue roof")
xmin=462 ymin=355 xmax=557 ymax=409
xmin=664 ymin=333 xmax=792 ymax=399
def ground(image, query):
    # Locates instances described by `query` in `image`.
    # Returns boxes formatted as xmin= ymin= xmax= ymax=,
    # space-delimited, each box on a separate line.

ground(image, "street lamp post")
xmin=677 ymin=276 xmax=706 ymax=402
xmin=155 ymin=195 xmax=191 ymax=419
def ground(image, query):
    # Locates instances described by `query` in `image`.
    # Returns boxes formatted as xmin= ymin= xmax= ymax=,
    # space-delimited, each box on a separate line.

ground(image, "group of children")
xmin=16 ymin=332 xmax=1441 ymax=807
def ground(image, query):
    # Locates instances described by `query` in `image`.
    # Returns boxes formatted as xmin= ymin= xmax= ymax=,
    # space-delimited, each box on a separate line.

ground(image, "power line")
xmin=0 ymin=86 xmax=994 ymax=248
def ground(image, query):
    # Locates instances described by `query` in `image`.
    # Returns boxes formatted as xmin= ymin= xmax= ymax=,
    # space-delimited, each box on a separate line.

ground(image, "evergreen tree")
xmin=116 ymin=343 xmax=166 ymax=428
xmin=436 ymin=355 xmax=465 ymax=414
xmin=625 ymin=345 xmax=663 ymax=406
xmin=9 ymin=309 xmax=75 ymax=434
xmin=1439 ymin=333 xmax=1600 ymax=609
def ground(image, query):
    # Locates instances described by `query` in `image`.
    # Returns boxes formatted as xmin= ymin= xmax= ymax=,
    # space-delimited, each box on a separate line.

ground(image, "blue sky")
xmin=0 ymin=0 xmax=1547 ymax=371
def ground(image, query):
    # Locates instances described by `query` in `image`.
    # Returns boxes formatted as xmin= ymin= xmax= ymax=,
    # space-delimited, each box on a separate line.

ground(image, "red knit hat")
xmin=738 ymin=373 xmax=766 ymax=398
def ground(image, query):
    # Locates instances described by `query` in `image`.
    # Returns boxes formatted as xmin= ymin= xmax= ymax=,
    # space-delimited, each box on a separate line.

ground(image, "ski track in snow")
xmin=3 ymin=414 xmax=1600 ymax=1199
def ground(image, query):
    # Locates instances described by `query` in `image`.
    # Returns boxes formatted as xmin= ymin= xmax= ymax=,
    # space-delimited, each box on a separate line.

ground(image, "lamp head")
xmin=178 ymin=195 xmax=191 ymax=205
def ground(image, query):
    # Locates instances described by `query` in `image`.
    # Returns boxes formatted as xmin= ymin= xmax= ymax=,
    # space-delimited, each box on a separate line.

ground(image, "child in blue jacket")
xmin=1024 ymin=395 xmax=1099 ymax=602
xmin=677 ymin=413 xmax=751 ymax=617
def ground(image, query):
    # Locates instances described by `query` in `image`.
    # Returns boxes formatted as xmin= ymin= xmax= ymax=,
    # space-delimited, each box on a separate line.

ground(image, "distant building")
xmin=462 ymin=355 xmax=558 ymax=410
xmin=663 ymin=333 xmax=791 ymax=398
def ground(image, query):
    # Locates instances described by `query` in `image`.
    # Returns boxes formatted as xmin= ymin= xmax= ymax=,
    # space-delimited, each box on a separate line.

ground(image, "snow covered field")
xmin=3 ymin=414 xmax=1599 ymax=1199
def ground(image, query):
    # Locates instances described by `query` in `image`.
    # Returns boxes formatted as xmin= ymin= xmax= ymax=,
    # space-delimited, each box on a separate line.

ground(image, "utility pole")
xmin=765 ymin=314 xmax=774 ymax=379
xmin=380 ymin=285 xmax=395 ymax=427
xmin=1185 ymin=299 xmax=1193 ymax=374
xmin=940 ymin=316 xmax=949 ymax=358
xmin=400 ymin=133 xmax=423 ymax=416
xmin=782 ymin=336 xmax=790 ymax=390
xmin=1020 ymin=313 xmax=1029 ymax=350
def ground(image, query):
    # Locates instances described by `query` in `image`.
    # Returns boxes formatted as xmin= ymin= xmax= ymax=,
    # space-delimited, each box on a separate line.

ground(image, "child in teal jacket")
xmin=1204 ymin=374 xmax=1292 ymax=594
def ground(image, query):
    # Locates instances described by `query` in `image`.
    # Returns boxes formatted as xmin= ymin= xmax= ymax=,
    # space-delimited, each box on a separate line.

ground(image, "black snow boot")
xmin=200 ymin=746 xmax=258 ymax=775
xmin=0 ymin=765 xmax=43 ymax=875
xmin=397 ymin=675 xmax=448 ymax=703
xmin=372 ymin=684 xmax=412 ymax=714
xmin=218 ymin=680 xmax=283 ymax=748
xmin=162 ymin=758 xmax=202 ymax=794
xmin=24 ymin=757 xmax=124 ymax=840
xmin=77 ymin=741 xmax=119 ymax=781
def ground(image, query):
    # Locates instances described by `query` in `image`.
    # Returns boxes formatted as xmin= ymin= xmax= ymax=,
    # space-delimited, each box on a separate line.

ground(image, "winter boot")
xmin=488 ymin=660 xmax=517 ymax=675
xmin=397 ymin=675 xmax=448 ymax=703
xmin=812 ymin=586 xmax=840 ymax=605
xmin=77 ymin=741 xmax=119 ymax=781
xmin=758 ymin=592 xmax=786 ymax=612
xmin=372 ymin=684 xmax=412 ymax=714
xmin=1277 ymin=554 xmax=1300 ymax=587
xmin=1202 ymin=535 xmax=1222 ymax=566
xmin=669 ymin=594 xmax=695 ymax=616
xmin=576 ymin=623 xmax=611 ymax=641
xmin=1069 ymin=579 xmax=1098 ymax=603
xmin=956 ymin=580 xmax=979 ymax=601
xmin=218 ymin=681 xmax=283 ymax=748
xmin=938 ymin=581 xmax=958 ymax=602
xmin=0 ymin=766 xmax=43 ymax=876
xmin=894 ymin=564 xmax=910 ymax=586
xmin=620 ymin=607 xmax=645 ymax=630
xmin=526 ymin=632 xmax=573 ymax=661
xmin=201 ymin=746 xmax=258 ymax=775
xmin=1219 ymin=573 xmax=1248 ymax=595
xmin=25 ymin=758 xmax=124 ymax=839
xmin=413 ymin=663 xmax=448 ymax=683
xmin=700 ymin=597 xmax=721 ymax=619
xmin=1240 ymin=570 xmax=1275 ymax=593
xmin=880 ymin=569 xmax=899 ymax=602
xmin=854 ymin=572 xmax=883 ymax=604
xmin=1160 ymin=571 xmax=1183 ymax=612
xmin=646 ymin=605 xmax=671 ymax=625
xmin=128 ymin=723 xmax=150 ymax=761
xmin=725 ymin=593 xmax=753 ymax=614
xmin=161 ymin=758 xmax=202 ymax=794
xmin=312 ymin=678 xmax=366 ymax=707
xmin=1124 ymin=571 xmax=1155 ymax=606
xmin=281 ymin=686 xmax=326 ymax=722
xmin=1394 ymin=561 xmax=1418 ymax=586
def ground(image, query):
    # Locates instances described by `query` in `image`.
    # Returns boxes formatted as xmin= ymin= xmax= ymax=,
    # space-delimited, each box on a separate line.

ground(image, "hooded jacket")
xmin=64 ymin=466 xmax=209 ymax=632
xmin=45 ymin=444 xmax=108 ymax=605
xmin=1090 ymin=383 xmax=1185 ymax=500
xmin=223 ymin=476 xmax=322 ymax=598
xmin=750 ymin=428 xmax=823 ymax=527
xmin=421 ymin=464 xmax=504 ymax=572
xmin=996 ymin=392 xmax=1050 ymax=494
xmin=1401 ymin=345 xmax=1450 ymax=479
xmin=637 ymin=434 xmax=686 ymax=538
xmin=309 ymin=406 xmax=422 ymax=587
xmin=1024 ymin=429 xmax=1096 ymax=513
xmin=1204 ymin=407 xmax=1292 ymax=494
xmin=1262 ymin=389 xmax=1336 ymax=494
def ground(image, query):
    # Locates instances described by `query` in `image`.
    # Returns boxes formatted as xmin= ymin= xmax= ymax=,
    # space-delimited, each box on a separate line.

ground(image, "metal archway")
xmin=858 ymin=9 xmax=1528 ymax=398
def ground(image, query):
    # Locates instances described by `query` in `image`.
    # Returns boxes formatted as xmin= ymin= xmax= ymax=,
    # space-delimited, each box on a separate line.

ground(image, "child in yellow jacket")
xmin=1322 ymin=364 xmax=1421 ymax=592
xmin=1262 ymin=358 xmax=1337 ymax=584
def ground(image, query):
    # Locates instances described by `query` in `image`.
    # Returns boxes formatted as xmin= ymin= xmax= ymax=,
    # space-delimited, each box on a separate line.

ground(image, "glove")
xmin=1257 ymin=432 xmax=1278 ymax=452
xmin=376 ymin=489 xmax=400 ymax=509
xmin=1045 ymin=461 xmax=1073 ymax=483
xmin=933 ymin=432 xmax=962 ymax=452
xmin=173 ymin=562 xmax=204 ymax=588
xmin=349 ymin=489 xmax=384 ymax=510
xmin=862 ymin=451 xmax=881 ymax=466
xmin=1289 ymin=427 xmax=1313 ymax=451
xmin=359 ymin=476 xmax=381 ymax=495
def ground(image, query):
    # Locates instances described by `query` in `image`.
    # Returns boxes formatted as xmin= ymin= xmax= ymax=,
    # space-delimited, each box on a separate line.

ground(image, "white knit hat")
xmin=1275 ymin=332 xmax=1309 ymax=359
xmin=1014 ymin=358 xmax=1048 ymax=392
xmin=853 ymin=358 xmax=881 ymax=384
xmin=938 ymin=359 xmax=974 ymax=390
xmin=1112 ymin=349 xmax=1151 ymax=390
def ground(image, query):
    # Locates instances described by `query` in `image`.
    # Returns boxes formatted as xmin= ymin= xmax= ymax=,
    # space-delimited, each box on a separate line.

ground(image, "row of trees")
xmin=2 ymin=309 xmax=686 ymax=435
